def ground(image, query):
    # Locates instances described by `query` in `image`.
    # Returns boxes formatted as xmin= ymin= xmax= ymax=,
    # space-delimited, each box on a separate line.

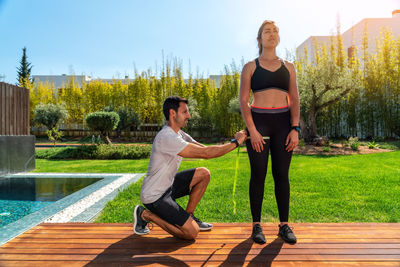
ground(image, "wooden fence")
xmin=0 ymin=82 xmax=30 ymax=135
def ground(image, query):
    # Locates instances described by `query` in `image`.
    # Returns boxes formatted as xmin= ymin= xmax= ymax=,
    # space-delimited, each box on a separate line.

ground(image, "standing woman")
xmin=239 ymin=20 xmax=300 ymax=244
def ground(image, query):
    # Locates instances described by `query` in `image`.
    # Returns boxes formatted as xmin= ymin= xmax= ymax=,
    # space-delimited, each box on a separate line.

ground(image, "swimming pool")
xmin=0 ymin=173 xmax=144 ymax=246
xmin=0 ymin=177 xmax=102 ymax=227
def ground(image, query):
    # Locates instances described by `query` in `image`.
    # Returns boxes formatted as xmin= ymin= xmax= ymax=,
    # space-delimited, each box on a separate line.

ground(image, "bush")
xmin=36 ymin=144 xmax=152 ymax=160
xmin=85 ymin=111 xmax=120 ymax=144
xmin=341 ymin=139 xmax=349 ymax=148
xmin=368 ymin=141 xmax=379 ymax=149
xmin=95 ymin=144 xmax=151 ymax=159
xmin=349 ymin=136 xmax=360 ymax=151
xmin=323 ymin=146 xmax=331 ymax=152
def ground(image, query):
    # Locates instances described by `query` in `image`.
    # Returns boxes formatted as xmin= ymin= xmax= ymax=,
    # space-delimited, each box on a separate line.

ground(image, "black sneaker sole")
xmin=199 ymin=225 xmax=213 ymax=231
xmin=278 ymin=233 xmax=297 ymax=244
xmin=252 ymin=236 xmax=266 ymax=244
xmin=133 ymin=205 xmax=149 ymax=235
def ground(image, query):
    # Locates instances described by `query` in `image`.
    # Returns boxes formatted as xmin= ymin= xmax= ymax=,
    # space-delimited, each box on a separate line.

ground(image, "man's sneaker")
xmin=192 ymin=214 xmax=212 ymax=231
xmin=278 ymin=224 xmax=297 ymax=244
xmin=251 ymin=223 xmax=266 ymax=244
xmin=133 ymin=205 xmax=150 ymax=235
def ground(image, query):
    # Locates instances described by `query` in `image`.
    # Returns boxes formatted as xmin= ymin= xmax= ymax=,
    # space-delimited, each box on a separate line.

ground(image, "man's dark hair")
xmin=163 ymin=96 xmax=188 ymax=121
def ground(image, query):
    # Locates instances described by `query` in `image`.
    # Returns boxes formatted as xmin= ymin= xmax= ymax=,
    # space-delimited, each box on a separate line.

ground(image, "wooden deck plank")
xmin=4 ymin=242 xmax=400 ymax=249
xmin=0 ymin=261 xmax=398 ymax=267
xmin=24 ymin=228 xmax=400 ymax=233
xmin=37 ymin=222 xmax=398 ymax=228
xmin=0 ymin=223 xmax=399 ymax=266
xmin=1 ymin=247 xmax=400 ymax=255
xmin=16 ymin=234 xmax=400 ymax=239
xmin=5 ymin=238 xmax=400 ymax=244
xmin=1 ymin=253 xmax=400 ymax=261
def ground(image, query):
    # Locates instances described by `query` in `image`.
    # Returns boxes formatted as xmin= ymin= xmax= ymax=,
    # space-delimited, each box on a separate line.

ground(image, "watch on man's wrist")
xmin=230 ymin=138 xmax=239 ymax=148
xmin=291 ymin=126 xmax=301 ymax=133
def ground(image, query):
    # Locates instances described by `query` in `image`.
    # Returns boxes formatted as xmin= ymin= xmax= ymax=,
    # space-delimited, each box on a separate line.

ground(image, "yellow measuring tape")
xmin=232 ymin=146 xmax=240 ymax=214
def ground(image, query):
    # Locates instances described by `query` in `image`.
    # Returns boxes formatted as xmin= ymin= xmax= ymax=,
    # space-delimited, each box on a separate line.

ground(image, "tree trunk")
xmin=101 ymin=132 xmax=112 ymax=144
xmin=304 ymin=107 xmax=319 ymax=142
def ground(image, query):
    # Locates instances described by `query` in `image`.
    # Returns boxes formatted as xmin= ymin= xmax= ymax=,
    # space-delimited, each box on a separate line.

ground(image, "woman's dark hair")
xmin=163 ymin=96 xmax=188 ymax=121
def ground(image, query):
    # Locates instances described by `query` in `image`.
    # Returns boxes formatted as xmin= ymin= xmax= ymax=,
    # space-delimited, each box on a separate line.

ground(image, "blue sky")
xmin=0 ymin=0 xmax=399 ymax=83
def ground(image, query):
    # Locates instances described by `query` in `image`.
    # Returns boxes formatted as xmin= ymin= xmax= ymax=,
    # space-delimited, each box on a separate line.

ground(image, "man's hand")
xmin=234 ymin=130 xmax=247 ymax=145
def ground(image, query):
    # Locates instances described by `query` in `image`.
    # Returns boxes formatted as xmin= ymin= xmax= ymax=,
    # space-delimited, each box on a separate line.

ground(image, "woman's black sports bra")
xmin=251 ymin=58 xmax=290 ymax=93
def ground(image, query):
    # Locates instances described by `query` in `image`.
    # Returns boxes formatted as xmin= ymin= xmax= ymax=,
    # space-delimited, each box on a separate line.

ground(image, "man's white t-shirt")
xmin=140 ymin=125 xmax=196 ymax=204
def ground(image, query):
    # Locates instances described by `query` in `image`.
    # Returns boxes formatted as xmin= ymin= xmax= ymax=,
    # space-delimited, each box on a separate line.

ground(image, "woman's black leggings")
xmin=246 ymin=107 xmax=292 ymax=222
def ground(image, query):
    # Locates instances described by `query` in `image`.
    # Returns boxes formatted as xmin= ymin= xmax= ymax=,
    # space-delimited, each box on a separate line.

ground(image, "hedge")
xmin=36 ymin=144 xmax=152 ymax=160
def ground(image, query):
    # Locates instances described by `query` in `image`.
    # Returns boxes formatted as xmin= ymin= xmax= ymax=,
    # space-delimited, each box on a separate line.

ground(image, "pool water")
xmin=0 ymin=177 xmax=102 ymax=227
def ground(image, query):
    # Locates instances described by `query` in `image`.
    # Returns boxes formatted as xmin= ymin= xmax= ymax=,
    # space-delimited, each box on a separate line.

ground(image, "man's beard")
xmin=175 ymin=117 xmax=189 ymax=127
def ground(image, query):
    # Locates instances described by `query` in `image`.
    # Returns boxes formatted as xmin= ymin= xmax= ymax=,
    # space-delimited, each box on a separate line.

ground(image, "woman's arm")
xmin=286 ymin=61 xmax=300 ymax=126
xmin=239 ymin=62 xmax=256 ymax=133
xmin=239 ymin=62 xmax=265 ymax=152
xmin=285 ymin=61 xmax=300 ymax=152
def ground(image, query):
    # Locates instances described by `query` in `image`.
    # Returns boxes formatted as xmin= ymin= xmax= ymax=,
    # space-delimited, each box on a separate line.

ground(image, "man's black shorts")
xmin=144 ymin=168 xmax=195 ymax=227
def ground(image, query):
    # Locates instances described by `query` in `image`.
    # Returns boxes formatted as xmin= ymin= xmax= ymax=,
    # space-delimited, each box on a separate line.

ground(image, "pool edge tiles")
xmin=45 ymin=173 xmax=144 ymax=223
xmin=0 ymin=173 xmax=144 ymax=246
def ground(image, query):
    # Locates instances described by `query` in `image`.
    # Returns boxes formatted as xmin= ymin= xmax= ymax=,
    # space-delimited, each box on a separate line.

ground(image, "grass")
xmin=35 ymin=158 xmax=150 ymax=173
xmin=35 ymin=149 xmax=400 ymax=223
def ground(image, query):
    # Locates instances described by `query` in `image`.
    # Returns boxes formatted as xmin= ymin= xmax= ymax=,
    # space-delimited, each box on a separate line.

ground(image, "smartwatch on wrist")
xmin=230 ymin=138 xmax=239 ymax=148
xmin=291 ymin=126 xmax=301 ymax=134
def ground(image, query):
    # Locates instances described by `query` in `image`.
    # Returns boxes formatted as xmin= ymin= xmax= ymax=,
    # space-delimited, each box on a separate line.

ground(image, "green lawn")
xmin=35 ymin=150 xmax=400 ymax=223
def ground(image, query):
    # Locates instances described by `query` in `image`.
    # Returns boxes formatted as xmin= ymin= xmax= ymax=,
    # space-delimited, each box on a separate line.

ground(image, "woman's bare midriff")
xmin=251 ymin=89 xmax=288 ymax=108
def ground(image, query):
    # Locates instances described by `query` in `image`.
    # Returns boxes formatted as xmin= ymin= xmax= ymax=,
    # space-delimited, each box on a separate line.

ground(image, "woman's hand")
xmin=249 ymin=130 xmax=266 ymax=152
xmin=285 ymin=130 xmax=299 ymax=152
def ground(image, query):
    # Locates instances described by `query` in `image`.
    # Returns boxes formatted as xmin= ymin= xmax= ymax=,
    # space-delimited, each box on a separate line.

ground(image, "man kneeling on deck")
xmin=134 ymin=96 xmax=247 ymax=240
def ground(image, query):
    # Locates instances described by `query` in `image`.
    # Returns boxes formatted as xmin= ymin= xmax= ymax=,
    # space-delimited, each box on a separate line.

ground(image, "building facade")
xmin=297 ymin=10 xmax=400 ymax=61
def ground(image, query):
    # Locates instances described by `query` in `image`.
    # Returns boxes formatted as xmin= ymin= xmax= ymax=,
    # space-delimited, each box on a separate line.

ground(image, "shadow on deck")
xmin=1 ymin=222 xmax=400 ymax=266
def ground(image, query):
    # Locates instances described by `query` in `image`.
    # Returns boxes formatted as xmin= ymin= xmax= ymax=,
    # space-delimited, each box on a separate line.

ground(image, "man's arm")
xmin=192 ymin=141 xmax=206 ymax=148
xmin=178 ymin=130 xmax=247 ymax=159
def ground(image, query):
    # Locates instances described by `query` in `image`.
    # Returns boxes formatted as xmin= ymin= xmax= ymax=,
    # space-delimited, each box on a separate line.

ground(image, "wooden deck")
xmin=0 ymin=223 xmax=399 ymax=266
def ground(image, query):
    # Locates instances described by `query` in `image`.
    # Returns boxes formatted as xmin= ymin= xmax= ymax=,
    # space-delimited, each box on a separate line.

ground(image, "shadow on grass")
xmin=85 ymin=235 xmax=194 ymax=266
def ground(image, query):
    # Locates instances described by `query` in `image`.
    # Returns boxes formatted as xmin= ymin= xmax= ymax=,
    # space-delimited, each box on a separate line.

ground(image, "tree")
xmin=360 ymin=27 xmax=400 ymax=138
xmin=17 ymin=47 xmax=33 ymax=88
xmin=30 ymin=81 xmax=57 ymax=126
xmin=185 ymin=97 xmax=201 ymax=131
xmin=58 ymin=76 xmax=84 ymax=123
xmin=46 ymin=128 xmax=64 ymax=148
xmin=85 ymin=111 xmax=120 ymax=144
xmin=33 ymin=104 xmax=68 ymax=146
xmin=33 ymin=103 xmax=67 ymax=130
xmin=104 ymin=106 xmax=141 ymax=138
xmin=296 ymin=35 xmax=361 ymax=142
xmin=212 ymin=64 xmax=243 ymax=136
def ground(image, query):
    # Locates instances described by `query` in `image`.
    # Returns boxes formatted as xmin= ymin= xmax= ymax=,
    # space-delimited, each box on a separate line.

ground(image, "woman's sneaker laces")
xmin=278 ymin=224 xmax=297 ymax=244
